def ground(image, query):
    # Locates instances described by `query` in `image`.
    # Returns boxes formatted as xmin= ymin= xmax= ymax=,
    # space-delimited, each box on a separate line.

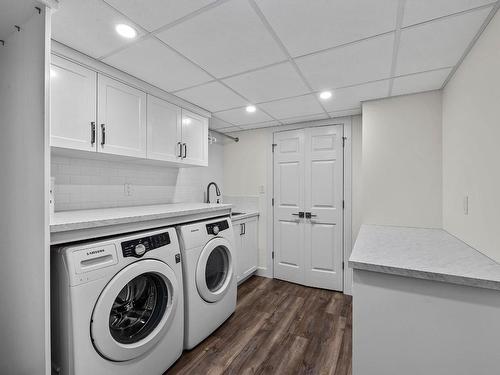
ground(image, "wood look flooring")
xmin=167 ymin=276 xmax=352 ymax=375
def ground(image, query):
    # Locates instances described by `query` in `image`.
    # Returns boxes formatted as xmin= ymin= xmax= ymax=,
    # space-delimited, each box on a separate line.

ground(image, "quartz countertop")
xmin=51 ymin=203 xmax=232 ymax=233
xmin=230 ymin=210 xmax=259 ymax=221
xmin=349 ymin=225 xmax=500 ymax=291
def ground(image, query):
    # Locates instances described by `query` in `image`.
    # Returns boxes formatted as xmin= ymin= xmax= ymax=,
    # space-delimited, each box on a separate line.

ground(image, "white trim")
xmin=343 ymin=118 xmax=353 ymax=295
xmin=50 ymin=41 xmax=211 ymax=118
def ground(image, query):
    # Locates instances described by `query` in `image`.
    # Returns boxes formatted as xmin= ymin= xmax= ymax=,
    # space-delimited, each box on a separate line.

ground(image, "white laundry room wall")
xmin=0 ymin=6 xmax=51 ymax=375
xmin=361 ymin=91 xmax=443 ymax=229
xmin=51 ymin=142 xmax=224 ymax=211
xmin=442 ymin=9 xmax=500 ymax=263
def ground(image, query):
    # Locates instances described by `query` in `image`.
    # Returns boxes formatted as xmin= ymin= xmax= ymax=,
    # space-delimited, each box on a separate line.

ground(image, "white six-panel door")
xmin=273 ymin=125 xmax=343 ymax=291
xmin=273 ymin=129 xmax=306 ymax=285
xmin=98 ymin=75 xmax=147 ymax=158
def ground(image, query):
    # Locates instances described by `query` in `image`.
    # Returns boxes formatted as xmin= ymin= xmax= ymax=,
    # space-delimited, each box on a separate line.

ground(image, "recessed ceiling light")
xmin=115 ymin=24 xmax=137 ymax=39
xmin=246 ymin=105 xmax=256 ymax=113
xmin=319 ymin=91 xmax=332 ymax=100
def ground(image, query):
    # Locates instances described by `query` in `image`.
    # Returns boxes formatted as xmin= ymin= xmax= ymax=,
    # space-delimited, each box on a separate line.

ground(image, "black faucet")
xmin=206 ymin=182 xmax=221 ymax=203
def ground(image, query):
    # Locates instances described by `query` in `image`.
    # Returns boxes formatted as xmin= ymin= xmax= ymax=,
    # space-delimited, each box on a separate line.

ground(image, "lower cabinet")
xmin=233 ymin=216 xmax=258 ymax=284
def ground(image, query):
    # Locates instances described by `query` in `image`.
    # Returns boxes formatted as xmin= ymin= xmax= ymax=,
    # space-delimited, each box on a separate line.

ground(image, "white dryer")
xmin=51 ymin=227 xmax=184 ymax=375
xmin=177 ymin=217 xmax=237 ymax=349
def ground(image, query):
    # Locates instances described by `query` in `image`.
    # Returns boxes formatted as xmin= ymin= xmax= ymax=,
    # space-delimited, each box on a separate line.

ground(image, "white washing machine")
xmin=177 ymin=216 xmax=237 ymax=349
xmin=51 ymin=227 xmax=184 ymax=375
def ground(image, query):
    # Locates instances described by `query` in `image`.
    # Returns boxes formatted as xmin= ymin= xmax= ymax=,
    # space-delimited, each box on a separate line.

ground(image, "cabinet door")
xmin=180 ymin=109 xmax=208 ymax=166
xmin=241 ymin=218 xmax=258 ymax=280
xmin=50 ymin=55 xmax=97 ymax=152
xmin=233 ymin=222 xmax=244 ymax=283
xmin=98 ymin=75 xmax=147 ymax=158
xmin=147 ymin=95 xmax=182 ymax=162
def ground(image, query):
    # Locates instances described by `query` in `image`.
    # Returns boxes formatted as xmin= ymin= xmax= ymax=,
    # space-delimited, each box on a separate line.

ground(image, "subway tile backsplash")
xmin=51 ymin=155 xmax=200 ymax=211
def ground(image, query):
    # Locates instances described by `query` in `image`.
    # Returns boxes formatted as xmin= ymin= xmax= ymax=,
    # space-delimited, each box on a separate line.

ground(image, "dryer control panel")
xmin=121 ymin=232 xmax=171 ymax=258
xmin=206 ymin=219 xmax=229 ymax=235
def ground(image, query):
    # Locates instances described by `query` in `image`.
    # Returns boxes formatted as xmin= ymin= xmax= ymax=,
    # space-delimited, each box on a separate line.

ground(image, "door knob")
xmin=292 ymin=212 xmax=304 ymax=218
xmin=305 ymin=212 xmax=317 ymax=219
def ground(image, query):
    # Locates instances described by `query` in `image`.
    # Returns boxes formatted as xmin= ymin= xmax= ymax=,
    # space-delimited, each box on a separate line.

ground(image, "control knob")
xmin=212 ymin=225 xmax=220 ymax=235
xmin=134 ymin=243 xmax=146 ymax=256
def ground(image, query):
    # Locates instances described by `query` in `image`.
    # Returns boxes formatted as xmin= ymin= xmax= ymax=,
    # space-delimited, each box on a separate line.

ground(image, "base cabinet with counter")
xmin=350 ymin=225 xmax=500 ymax=375
xmin=232 ymin=216 xmax=259 ymax=284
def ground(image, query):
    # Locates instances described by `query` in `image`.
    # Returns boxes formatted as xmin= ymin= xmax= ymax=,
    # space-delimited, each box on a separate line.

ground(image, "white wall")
xmin=442 ymin=10 xmax=500 ymax=263
xmin=352 ymin=115 xmax=363 ymax=241
xmin=0 ymin=8 xmax=51 ymax=375
xmin=223 ymin=129 xmax=269 ymax=270
xmin=51 ymin=142 xmax=224 ymax=211
xmin=362 ymin=92 xmax=443 ymax=229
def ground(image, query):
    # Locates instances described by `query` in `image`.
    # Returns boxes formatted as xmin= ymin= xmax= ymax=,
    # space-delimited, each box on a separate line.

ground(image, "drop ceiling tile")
xmin=209 ymin=117 xmax=235 ymax=130
xmin=396 ymin=7 xmax=491 ymax=75
xmin=52 ymin=0 xmax=146 ymax=59
xmin=222 ymin=62 xmax=309 ymax=103
xmin=259 ymin=94 xmax=325 ymax=119
xmin=215 ymin=126 xmax=244 ymax=133
xmin=402 ymin=0 xmax=494 ymax=27
xmin=392 ymin=68 xmax=452 ymax=96
xmin=328 ymin=108 xmax=362 ymax=118
xmin=103 ymin=37 xmax=212 ymax=91
xmin=103 ymin=0 xmax=217 ymax=32
xmin=214 ymin=107 xmax=273 ymax=125
xmin=321 ymin=80 xmax=390 ymax=112
xmin=255 ymin=0 xmax=399 ymax=57
xmin=157 ymin=0 xmax=286 ymax=77
xmin=296 ymin=33 xmax=394 ymax=91
xmin=238 ymin=120 xmax=281 ymax=130
xmin=280 ymin=113 xmax=329 ymax=125
xmin=176 ymin=81 xmax=248 ymax=112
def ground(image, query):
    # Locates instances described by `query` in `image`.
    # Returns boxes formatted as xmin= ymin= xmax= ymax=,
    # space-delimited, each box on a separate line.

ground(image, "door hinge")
xmin=272 ymin=198 xmax=274 ymax=206
xmin=272 ymin=251 xmax=275 ymax=259
xmin=342 ymin=136 xmax=347 ymax=148
xmin=342 ymin=200 xmax=345 ymax=209
xmin=342 ymin=261 xmax=345 ymax=270
xmin=272 ymin=143 xmax=277 ymax=152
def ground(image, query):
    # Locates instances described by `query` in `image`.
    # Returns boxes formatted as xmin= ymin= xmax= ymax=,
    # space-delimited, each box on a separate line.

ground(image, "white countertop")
xmin=230 ymin=210 xmax=259 ymax=221
xmin=349 ymin=225 xmax=500 ymax=291
xmin=51 ymin=203 xmax=232 ymax=233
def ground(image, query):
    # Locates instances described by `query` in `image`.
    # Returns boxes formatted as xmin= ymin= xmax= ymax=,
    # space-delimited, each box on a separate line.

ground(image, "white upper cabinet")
xmin=147 ymin=94 xmax=182 ymax=162
xmin=181 ymin=109 xmax=208 ymax=166
xmin=50 ymin=56 xmax=97 ymax=152
xmin=49 ymin=55 xmax=209 ymax=167
xmin=97 ymin=75 xmax=147 ymax=158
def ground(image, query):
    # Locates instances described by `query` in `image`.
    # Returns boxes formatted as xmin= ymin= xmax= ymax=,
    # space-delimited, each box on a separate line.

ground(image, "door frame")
xmin=265 ymin=117 xmax=353 ymax=294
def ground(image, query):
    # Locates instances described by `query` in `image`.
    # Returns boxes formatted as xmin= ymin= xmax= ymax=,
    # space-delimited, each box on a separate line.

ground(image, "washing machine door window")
xmin=91 ymin=259 xmax=179 ymax=362
xmin=196 ymin=237 xmax=233 ymax=303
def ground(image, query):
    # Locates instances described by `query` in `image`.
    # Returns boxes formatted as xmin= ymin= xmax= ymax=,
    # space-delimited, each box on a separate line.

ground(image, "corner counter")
xmin=349 ymin=225 xmax=500 ymax=375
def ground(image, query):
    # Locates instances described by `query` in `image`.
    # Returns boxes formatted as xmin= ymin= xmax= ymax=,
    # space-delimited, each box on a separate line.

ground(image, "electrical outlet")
xmin=124 ymin=183 xmax=133 ymax=196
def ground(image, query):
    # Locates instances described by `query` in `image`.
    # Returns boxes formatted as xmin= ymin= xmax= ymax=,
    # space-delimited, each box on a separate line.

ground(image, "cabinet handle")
xmin=90 ymin=122 xmax=96 ymax=145
xmin=242 ymin=223 xmax=246 ymax=235
xmin=100 ymin=124 xmax=106 ymax=146
xmin=183 ymin=143 xmax=187 ymax=159
xmin=240 ymin=223 xmax=245 ymax=236
xmin=177 ymin=142 xmax=182 ymax=158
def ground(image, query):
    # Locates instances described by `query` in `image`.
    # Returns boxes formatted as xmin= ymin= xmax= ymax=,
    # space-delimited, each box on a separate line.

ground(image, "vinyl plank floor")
xmin=167 ymin=276 xmax=352 ymax=375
